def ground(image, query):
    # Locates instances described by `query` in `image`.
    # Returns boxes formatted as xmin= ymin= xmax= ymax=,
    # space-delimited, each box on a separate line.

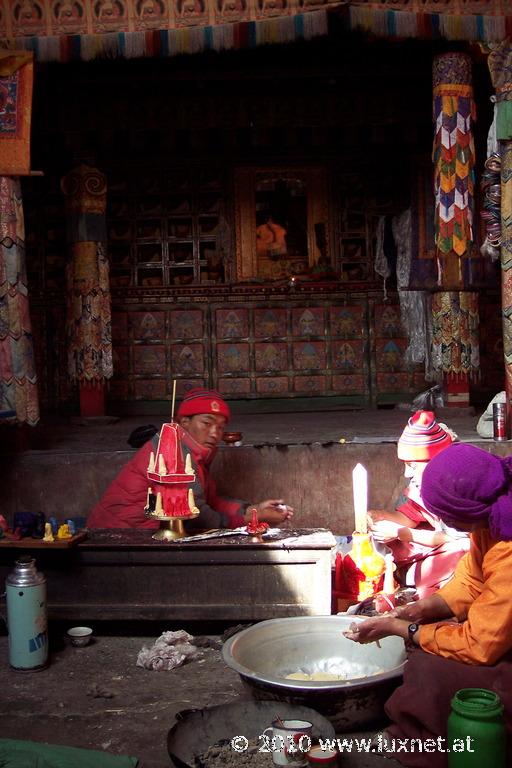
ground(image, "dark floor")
xmin=0 ymin=404 xmax=493 ymax=767
xmin=0 ymin=628 xmax=402 ymax=768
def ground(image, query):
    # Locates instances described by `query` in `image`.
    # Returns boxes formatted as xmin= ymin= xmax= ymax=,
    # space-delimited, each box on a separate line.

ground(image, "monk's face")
xmin=404 ymin=460 xmax=428 ymax=485
xmin=180 ymin=413 xmax=227 ymax=449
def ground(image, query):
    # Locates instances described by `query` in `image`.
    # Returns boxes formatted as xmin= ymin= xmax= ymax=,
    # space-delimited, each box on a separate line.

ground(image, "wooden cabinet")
xmin=109 ymin=288 xmax=427 ymax=406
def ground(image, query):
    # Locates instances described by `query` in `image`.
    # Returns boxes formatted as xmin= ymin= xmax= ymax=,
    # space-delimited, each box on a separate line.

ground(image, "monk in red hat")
xmin=368 ymin=410 xmax=470 ymax=597
xmin=87 ymin=388 xmax=293 ymax=530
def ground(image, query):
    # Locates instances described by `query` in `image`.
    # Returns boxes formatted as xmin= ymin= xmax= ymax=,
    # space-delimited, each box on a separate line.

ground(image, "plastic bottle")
xmin=447 ymin=688 xmax=505 ymax=768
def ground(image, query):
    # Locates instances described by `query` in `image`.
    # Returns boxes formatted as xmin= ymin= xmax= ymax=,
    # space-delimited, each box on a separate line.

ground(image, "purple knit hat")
xmin=421 ymin=444 xmax=512 ymax=541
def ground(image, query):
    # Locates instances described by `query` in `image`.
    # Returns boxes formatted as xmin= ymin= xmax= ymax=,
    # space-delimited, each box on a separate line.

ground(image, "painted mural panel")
xmin=331 ymin=340 xmax=365 ymax=372
xmin=132 ymin=0 xmax=171 ymax=31
xmin=329 ymin=306 xmax=365 ymax=338
xmin=254 ymin=307 xmax=287 ymax=338
xmin=131 ymin=311 xmax=165 ymax=340
xmin=293 ymin=375 xmax=326 ymax=393
xmin=173 ymin=0 xmax=208 ymax=28
xmin=217 ymin=377 xmax=251 ymax=395
xmin=377 ymin=372 xmax=410 ymax=393
xmin=177 ymin=378 xmax=207 ymax=395
xmin=134 ymin=379 xmax=167 ymax=399
xmin=133 ymin=345 xmax=165 ymax=374
xmin=91 ymin=0 xmax=129 ymax=33
xmin=256 ymin=377 xmax=288 ymax=395
xmin=217 ymin=343 xmax=249 ymax=374
xmin=332 ymin=373 xmax=366 ymax=393
xmin=216 ymin=308 xmax=249 ymax=338
xmin=50 ymin=0 xmax=88 ymax=34
xmin=291 ymin=307 xmax=324 ymax=337
xmin=9 ymin=0 xmax=47 ymax=36
xmin=170 ymin=343 xmax=204 ymax=375
xmin=375 ymin=338 xmax=407 ymax=372
xmin=292 ymin=341 xmax=326 ymax=370
xmin=169 ymin=309 xmax=204 ymax=339
xmin=374 ymin=304 xmax=404 ymax=338
xmin=255 ymin=342 xmax=288 ymax=372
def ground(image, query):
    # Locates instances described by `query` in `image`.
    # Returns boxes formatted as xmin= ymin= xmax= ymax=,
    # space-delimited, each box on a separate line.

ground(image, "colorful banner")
xmin=0 ymin=9 xmax=331 ymax=60
xmin=61 ymin=164 xmax=113 ymax=384
xmin=0 ymin=0 xmax=338 ymax=61
xmin=0 ymin=176 xmax=39 ymax=425
xmin=432 ymin=52 xmax=476 ymax=289
xmin=349 ymin=4 xmax=512 ymax=42
xmin=488 ymin=41 xmax=512 ymax=403
xmin=431 ymin=290 xmax=480 ymax=379
xmin=0 ymin=51 xmax=33 ymax=175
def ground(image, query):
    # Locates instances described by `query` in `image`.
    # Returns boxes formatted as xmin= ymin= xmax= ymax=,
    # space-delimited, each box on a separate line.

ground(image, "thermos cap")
xmin=6 ymin=556 xmax=45 ymax=587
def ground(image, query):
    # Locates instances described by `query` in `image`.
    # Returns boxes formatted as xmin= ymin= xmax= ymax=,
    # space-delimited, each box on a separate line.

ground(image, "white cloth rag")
xmin=136 ymin=630 xmax=200 ymax=671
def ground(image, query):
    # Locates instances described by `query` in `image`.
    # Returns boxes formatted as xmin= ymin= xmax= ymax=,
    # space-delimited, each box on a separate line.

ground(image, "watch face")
xmin=408 ymin=623 xmax=419 ymax=641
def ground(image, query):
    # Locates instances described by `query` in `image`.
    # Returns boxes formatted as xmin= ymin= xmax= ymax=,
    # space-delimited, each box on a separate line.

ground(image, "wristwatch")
xmin=407 ymin=622 xmax=419 ymax=644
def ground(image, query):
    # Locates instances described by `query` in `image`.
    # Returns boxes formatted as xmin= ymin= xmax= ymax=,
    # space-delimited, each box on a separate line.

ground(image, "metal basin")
xmin=222 ymin=615 xmax=406 ymax=731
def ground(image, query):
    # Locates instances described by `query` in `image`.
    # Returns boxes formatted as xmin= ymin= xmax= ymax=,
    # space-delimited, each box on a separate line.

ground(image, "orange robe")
xmin=419 ymin=529 xmax=512 ymax=665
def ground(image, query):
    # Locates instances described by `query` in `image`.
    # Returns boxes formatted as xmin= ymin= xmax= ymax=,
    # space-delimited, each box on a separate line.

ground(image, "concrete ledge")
xmin=3 ymin=439 xmax=510 ymax=532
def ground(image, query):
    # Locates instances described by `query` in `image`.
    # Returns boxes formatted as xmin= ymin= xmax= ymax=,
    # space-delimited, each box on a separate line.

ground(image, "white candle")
xmin=353 ymin=463 xmax=368 ymax=534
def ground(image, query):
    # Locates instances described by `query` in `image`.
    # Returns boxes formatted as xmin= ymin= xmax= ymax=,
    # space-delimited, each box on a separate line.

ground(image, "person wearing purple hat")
xmin=345 ymin=443 xmax=512 ymax=766
xmin=88 ymin=388 xmax=293 ymax=530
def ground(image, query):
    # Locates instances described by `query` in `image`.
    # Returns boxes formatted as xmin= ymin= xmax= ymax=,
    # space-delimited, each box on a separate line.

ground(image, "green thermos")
xmin=447 ymin=688 xmax=505 ymax=767
xmin=6 ymin=556 xmax=48 ymax=671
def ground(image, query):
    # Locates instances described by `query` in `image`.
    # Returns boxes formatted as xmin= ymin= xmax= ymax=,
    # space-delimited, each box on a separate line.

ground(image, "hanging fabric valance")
xmin=0 ymin=0 xmax=336 ymax=62
xmin=349 ymin=2 xmax=512 ymax=43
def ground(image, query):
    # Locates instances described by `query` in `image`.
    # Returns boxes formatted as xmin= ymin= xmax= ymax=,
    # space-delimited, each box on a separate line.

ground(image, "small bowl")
xmin=223 ymin=431 xmax=242 ymax=445
xmin=67 ymin=626 xmax=93 ymax=647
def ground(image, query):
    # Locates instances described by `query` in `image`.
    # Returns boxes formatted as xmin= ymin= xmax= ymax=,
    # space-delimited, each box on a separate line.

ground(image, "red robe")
xmin=87 ymin=430 xmax=246 ymax=530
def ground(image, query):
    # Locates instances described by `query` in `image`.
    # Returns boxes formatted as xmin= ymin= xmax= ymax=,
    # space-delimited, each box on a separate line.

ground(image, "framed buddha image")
xmin=234 ymin=166 xmax=329 ymax=281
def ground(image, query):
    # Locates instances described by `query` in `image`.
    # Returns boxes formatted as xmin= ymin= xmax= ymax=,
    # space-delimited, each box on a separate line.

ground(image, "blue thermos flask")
xmin=6 ymin=556 xmax=48 ymax=670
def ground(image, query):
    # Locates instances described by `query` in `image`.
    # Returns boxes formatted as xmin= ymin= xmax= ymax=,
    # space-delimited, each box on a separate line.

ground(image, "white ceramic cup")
xmin=306 ymin=745 xmax=338 ymax=767
xmin=263 ymin=719 xmax=313 ymax=766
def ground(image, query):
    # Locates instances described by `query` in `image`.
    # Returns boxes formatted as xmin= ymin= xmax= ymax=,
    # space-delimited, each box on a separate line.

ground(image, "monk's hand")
xmin=249 ymin=499 xmax=294 ymax=525
xmin=343 ymin=617 xmax=402 ymax=644
xmin=391 ymin=594 xmax=453 ymax=624
xmin=367 ymin=509 xmax=390 ymax=524
xmin=369 ymin=520 xmax=402 ymax=543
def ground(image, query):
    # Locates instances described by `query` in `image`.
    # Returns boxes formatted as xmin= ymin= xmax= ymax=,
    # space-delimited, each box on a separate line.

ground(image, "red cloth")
xmin=385 ymin=647 xmax=512 ymax=767
xmin=87 ymin=430 xmax=246 ymax=530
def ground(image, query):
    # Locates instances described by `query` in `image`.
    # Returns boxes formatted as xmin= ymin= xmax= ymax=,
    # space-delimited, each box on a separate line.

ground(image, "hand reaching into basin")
xmin=391 ymin=593 xmax=454 ymax=624
xmin=343 ymin=617 xmax=410 ymax=645
xmin=344 ymin=594 xmax=455 ymax=647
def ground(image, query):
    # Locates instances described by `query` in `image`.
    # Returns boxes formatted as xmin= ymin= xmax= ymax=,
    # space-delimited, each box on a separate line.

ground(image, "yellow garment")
xmin=419 ymin=530 xmax=512 ymax=665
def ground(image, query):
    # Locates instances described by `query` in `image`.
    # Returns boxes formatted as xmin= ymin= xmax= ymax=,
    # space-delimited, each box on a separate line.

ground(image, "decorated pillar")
xmin=61 ymin=165 xmax=112 ymax=416
xmin=432 ymin=52 xmax=479 ymax=407
xmin=488 ymin=43 xmax=512 ymax=411
xmin=0 ymin=52 xmax=40 ymax=426
xmin=0 ymin=177 xmax=40 ymax=425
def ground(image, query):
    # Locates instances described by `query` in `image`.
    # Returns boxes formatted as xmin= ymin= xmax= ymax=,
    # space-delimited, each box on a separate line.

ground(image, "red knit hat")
xmin=397 ymin=411 xmax=452 ymax=461
xmin=177 ymin=388 xmax=231 ymax=422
